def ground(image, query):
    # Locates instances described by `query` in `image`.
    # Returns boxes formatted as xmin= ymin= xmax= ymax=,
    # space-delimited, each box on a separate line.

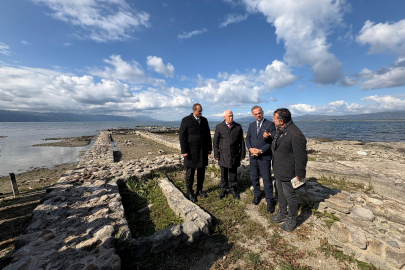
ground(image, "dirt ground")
xmin=32 ymin=135 xmax=95 ymax=147
xmin=0 ymin=163 xmax=78 ymax=196
xmin=112 ymin=133 xmax=180 ymax=161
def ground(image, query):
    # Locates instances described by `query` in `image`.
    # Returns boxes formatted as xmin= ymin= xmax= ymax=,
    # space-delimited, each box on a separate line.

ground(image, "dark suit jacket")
xmin=179 ymin=113 xmax=212 ymax=168
xmin=271 ymin=123 xmax=308 ymax=182
xmin=245 ymin=119 xmax=276 ymax=161
xmin=213 ymin=121 xmax=246 ymax=168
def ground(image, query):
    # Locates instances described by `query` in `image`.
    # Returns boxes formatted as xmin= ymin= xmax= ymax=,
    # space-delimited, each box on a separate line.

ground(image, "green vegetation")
xmin=120 ymin=175 xmax=183 ymax=238
xmin=317 ymin=175 xmax=373 ymax=194
xmin=317 ymin=240 xmax=380 ymax=270
xmin=311 ymin=209 xmax=340 ymax=228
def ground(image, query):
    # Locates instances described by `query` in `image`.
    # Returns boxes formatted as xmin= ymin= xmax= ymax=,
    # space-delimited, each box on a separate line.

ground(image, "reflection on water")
xmin=0 ymin=120 xmax=404 ymax=176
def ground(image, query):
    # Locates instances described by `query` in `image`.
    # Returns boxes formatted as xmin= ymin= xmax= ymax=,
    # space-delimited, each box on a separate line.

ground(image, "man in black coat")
xmin=264 ymin=108 xmax=307 ymax=232
xmin=213 ymin=110 xmax=246 ymax=199
xmin=246 ymin=105 xmax=277 ymax=213
xmin=179 ymin=103 xmax=212 ymax=202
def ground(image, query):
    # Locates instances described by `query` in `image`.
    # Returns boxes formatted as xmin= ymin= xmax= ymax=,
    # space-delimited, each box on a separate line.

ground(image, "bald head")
xmin=224 ymin=110 xmax=233 ymax=124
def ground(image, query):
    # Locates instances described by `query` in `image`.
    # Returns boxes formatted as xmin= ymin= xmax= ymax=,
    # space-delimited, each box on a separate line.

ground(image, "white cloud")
xmin=269 ymin=97 xmax=277 ymax=102
xmin=289 ymin=95 xmax=405 ymax=115
xmin=340 ymin=77 xmax=361 ymax=87
xmin=191 ymin=60 xmax=298 ymax=105
xmin=0 ymin=62 xmax=191 ymax=115
xmin=0 ymin=42 xmax=11 ymax=55
xmin=89 ymin=55 xmax=166 ymax=87
xmin=146 ymin=56 xmax=175 ymax=77
xmin=177 ymin=28 xmax=208 ymax=40
xmin=31 ymin=0 xmax=150 ymax=42
xmin=22 ymin=40 xmax=31 ymax=45
xmin=361 ymin=59 xmax=405 ymax=90
xmin=220 ymin=13 xmax=248 ymax=27
xmin=355 ymin=68 xmax=373 ymax=80
xmin=230 ymin=0 xmax=349 ymax=85
xmin=356 ymin=20 xmax=405 ymax=57
xmin=63 ymin=43 xmax=72 ymax=46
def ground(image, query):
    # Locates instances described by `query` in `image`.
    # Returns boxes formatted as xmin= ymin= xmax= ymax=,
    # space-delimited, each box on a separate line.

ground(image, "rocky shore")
xmin=2 ymin=128 xmax=405 ymax=269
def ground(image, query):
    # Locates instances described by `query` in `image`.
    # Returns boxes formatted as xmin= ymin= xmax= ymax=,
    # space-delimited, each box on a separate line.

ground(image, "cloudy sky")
xmin=1 ymin=0 xmax=405 ymax=120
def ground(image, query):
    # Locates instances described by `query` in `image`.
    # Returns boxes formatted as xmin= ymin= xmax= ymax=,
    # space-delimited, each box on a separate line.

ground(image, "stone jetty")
xmin=4 ymin=130 xmax=211 ymax=269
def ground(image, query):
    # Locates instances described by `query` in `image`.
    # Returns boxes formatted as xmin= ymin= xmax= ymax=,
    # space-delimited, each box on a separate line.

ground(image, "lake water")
xmin=0 ymin=120 xmax=404 ymax=176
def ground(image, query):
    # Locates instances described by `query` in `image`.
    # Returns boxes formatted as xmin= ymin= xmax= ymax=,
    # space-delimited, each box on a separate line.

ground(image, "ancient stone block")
xmin=385 ymin=246 xmax=405 ymax=269
xmin=151 ymin=225 xmax=182 ymax=254
xmin=350 ymin=229 xmax=368 ymax=250
xmin=325 ymin=197 xmax=353 ymax=214
xmin=182 ymin=221 xmax=200 ymax=243
xmin=351 ymin=207 xmax=375 ymax=222
xmin=94 ymin=225 xmax=114 ymax=240
xmin=329 ymin=222 xmax=350 ymax=243
xmin=369 ymin=237 xmax=385 ymax=256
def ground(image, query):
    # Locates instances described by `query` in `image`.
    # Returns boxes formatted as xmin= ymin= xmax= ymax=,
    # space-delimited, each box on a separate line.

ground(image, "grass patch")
xmin=245 ymin=252 xmax=262 ymax=266
xmin=311 ymin=209 xmax=340 ymax=229
xmin=317 ymin=175 xmax=373 ymax=194
xmin=317 ymin=241 xmax=380 ymax=270
xmin=120 ymin=175 xmax=183 ymax=238
xmin=279 ymin=260 xmax=313 ymax=270
xmin=242 ymin=220 xmax=265 ymax=239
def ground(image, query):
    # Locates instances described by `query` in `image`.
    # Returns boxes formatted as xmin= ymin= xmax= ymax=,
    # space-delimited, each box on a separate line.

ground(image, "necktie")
xmin=228 ymin=123 xmax=231 ymax=129
xmin=257 ymin=122 xmax=260 ymax=134
xmin=197 ymin=118 xmax=200 ymax=124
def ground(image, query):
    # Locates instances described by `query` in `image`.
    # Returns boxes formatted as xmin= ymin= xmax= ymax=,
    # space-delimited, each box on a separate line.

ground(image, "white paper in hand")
xmin=291 ymin=177 xmax=306 ymax=189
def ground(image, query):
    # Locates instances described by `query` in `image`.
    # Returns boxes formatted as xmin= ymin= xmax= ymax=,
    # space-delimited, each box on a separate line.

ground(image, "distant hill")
xmin=294 ymin=111 xmax=405 ymax=121
xmin=225 ymin=111 xmax=405 ymax=122
xmin=0 ymin=110 xmax=159 ymax=122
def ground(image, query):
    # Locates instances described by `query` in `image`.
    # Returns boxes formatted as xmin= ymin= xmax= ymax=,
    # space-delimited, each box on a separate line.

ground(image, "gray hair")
xmin=251 ymin=105 xmax=262 ymax=112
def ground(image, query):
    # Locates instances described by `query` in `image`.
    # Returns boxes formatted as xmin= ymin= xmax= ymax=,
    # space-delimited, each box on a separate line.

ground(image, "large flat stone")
xmin=329 ymin=222 xmax=350 ymax=243
xmin=325 ymin=197 xmax=353 ymax=214
xmin=351 ymin=207 xmax=375 ymax=222
xmin=385 ymin=246 xmax=405 ymax=269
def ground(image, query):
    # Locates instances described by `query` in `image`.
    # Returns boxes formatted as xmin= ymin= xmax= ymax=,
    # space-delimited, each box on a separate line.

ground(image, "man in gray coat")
xmin=179 ymin=103 xmax=212 ymax=203
xmin=213 ymin=110 xmax=246 ymax=199
xmin=264 ymin=108 xmax=307 ymax=232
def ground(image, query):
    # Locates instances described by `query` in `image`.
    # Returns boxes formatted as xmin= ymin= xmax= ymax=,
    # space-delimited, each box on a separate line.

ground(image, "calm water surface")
xmin=0 ymin=120 xmax=404 ymax=176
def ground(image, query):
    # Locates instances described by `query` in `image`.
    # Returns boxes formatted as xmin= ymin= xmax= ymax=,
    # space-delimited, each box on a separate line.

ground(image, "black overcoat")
xmin=179 ymin=113 xmax=212 ymax=168
xmin=271 ymin=123 xmax=308 ymax=182
xmin=213 ymin=121 xmax=246 ymax=168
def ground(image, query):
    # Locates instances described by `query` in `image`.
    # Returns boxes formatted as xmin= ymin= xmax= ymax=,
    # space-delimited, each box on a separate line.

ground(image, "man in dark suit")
xmin=179 ymin=103 xmax=212 ymax=203
xmin=265 ymin=108 xmax=307 ymax=232
xmin=213 ymin=110 xmax=246 ymax=199
xmin=245 ymin=105 xmax=277 ymax=213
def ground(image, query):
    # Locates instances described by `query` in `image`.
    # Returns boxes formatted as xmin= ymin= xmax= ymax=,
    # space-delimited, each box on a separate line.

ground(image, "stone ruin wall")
xmin=4 ymin=129 xmax=405 ymax=270
xmin=4 ymin=130 xmax=212 ymax=270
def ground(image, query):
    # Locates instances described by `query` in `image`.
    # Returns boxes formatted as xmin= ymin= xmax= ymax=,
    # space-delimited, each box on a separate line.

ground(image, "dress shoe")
xmin=267 ymin=202 xmax=276 ymax=213
xmin=219 ymin=190 xmax=226 ymax=199
xmin=280 ymin=217 xmax=298 ymax=232
xmin=189 ymin=194 xmax=197 ymax=203
xmin=270 ymin=210 xmax=287 ymax=223
xmin=230 ymin=189 xmax=240 ymax=199
xmin=252 ymin=196 xmax=261 ymax=205
xmin=197 ymin=190 xmax=207 ymax=198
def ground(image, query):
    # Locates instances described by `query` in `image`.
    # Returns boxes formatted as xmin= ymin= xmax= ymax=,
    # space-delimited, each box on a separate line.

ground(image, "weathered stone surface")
xmin=385 ymin=246 xmax=405 ymax=269
xmin=94 ymin=225 xmax=115 ymax=240
xmin=182 ymin=221 xmax=200 ymax=243
xmin=325 ymin=197 xmax=353 ymax=214
xmin=151 ymin=225 xmax=182 ymax=254
xmin=329 ymin=222 xmax=350 ymax=243
xmin=369 ymin=237 xmax=385 ymax=256
xmin=351 ymin=207 xmax=375 ymax=222
xmin=350 ymin=229 xmax=368 ymax=250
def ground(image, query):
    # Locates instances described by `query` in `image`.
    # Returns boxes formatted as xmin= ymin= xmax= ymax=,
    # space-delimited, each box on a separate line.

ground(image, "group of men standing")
xmin=179 ymin=103 xmax=308 ymax=232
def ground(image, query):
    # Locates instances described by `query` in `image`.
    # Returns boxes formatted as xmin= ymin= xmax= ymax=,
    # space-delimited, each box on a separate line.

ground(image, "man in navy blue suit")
xmin=245 ymin=105 xmax=277 ymax=213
